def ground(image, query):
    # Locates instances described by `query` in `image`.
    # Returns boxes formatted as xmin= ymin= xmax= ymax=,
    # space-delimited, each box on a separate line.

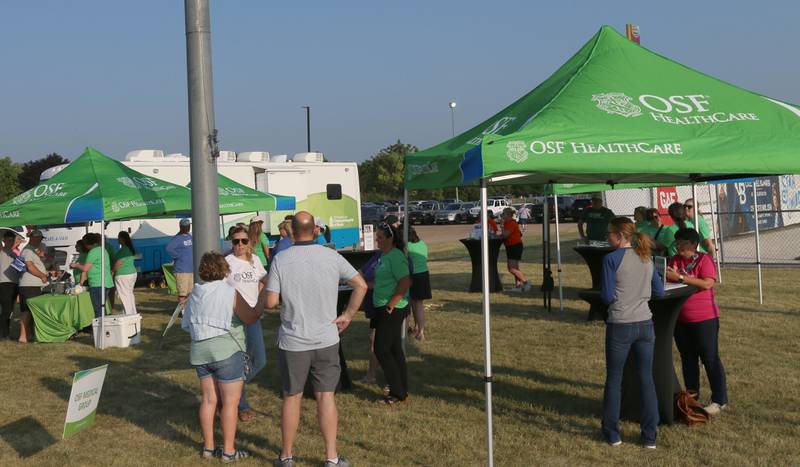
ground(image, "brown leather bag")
xmin=675 ymin=390 xmax=710 ymax=426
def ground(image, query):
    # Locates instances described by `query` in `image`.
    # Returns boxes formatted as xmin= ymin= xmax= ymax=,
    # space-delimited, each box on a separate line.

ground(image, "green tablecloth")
xmin=28 ymin=292 xmax=107 ymax=343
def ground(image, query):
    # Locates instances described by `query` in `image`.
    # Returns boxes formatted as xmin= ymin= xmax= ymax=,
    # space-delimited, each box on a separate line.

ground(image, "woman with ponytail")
xmin=600 ymin=217 xmax=664 ymax=449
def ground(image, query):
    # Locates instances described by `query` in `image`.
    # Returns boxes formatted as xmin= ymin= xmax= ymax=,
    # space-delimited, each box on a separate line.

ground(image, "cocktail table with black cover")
xmin=578 ymin=285 xmax=697 ymax=424
xmin=574 ymin=245 xmax=616 ymax=320
xmin=459 ymin=238 xmax=505 ymax=293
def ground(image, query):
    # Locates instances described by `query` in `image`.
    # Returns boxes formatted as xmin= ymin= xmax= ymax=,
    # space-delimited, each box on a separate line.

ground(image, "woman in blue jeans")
xmin=600 ymin=217 xmax=664 ymax=448
xmin=225 ymin=226 xmax=268 ymax=422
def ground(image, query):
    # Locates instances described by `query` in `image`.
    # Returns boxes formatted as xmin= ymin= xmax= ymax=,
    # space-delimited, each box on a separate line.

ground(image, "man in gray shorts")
xmin=266 ymin=211 xmax=367 ymax=467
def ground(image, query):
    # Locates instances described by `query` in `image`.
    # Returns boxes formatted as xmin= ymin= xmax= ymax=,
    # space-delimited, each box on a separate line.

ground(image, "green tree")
xmin=0 ymin=157 xmax=21 ymax=203
xmin=359 ymin=140 xmax=418 ymax=200
xmin=18 ymin=153 xmax=70 ymax=191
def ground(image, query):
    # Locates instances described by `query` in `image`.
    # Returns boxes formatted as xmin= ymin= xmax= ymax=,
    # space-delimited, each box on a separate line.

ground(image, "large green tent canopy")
xmin=190 ymin=174 xmax=295 ymax=214
xmin=405 ymin=25 xmax=800 ymax=189
xmin=0 ymin=147 xmax=193 ymax=227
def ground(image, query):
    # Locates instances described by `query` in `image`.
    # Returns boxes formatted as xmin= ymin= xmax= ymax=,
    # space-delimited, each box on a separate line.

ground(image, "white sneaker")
xmin=522 ymin=282 xmax=532 ymax=292
xmin=704 ymin=402 xmax=727 ymax=416
xmin=644 ymin=444 xmax=656 ymax=450
xmin=609 ymin=440 xmax=622 ymax=447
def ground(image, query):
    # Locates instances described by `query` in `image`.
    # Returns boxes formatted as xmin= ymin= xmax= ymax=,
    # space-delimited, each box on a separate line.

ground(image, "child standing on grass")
xmin=182 ymin=252 xmax=267 ymax=463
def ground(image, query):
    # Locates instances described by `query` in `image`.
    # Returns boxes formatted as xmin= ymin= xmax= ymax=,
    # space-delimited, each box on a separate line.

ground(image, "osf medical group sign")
xmin=63 ymin=365 xmax=108 ymax=439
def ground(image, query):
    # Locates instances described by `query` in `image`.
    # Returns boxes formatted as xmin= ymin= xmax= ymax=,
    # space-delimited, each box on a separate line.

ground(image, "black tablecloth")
xmin=574 ymin=245 xmax=616 ymax=320
xmin=460 ymin=238 xmax=505 ymax=293
xmin=578 ymin=285 xmax=697 ymax=424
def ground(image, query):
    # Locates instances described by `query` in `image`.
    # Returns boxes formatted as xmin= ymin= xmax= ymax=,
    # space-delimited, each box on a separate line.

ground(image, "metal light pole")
xmin=302 ymin=105 xmax=311 ymax=152
xmin=185 ymin=0 xmax=221 ymax=277
xmin=449 ymin=101 xmax=459 ymax=201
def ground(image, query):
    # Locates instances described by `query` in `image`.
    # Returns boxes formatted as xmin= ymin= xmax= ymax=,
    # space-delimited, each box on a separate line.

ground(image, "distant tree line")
xmin=0 ymin=153 xmax=71 ymax=203
xmin=358 ymin=140 xmax=544 ymax=202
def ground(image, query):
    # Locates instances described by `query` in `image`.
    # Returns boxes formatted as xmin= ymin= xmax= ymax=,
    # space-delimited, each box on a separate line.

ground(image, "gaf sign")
xmin=593 ymin=92 xmax=759 ymax=125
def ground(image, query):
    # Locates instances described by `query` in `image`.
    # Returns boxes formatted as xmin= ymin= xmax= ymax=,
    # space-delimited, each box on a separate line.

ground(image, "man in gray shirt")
xmin=266 ymin=211 xmax=367 ymax=467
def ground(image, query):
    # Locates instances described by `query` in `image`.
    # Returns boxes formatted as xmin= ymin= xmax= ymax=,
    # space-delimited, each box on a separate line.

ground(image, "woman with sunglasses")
xmin=601 ymin=217 xmax=664 ymax=449
xmin=637 ymin=208 xmax=668 ymax=256
xmin=225 ymin=226 xmax=269 ymax=422
xmin=683 ymin=199 xmax=715 ymax=259
xmin=665 ymin=228 xmax=727 ymax=416
xmin=372 ymin=223 xmax=412 ymax=404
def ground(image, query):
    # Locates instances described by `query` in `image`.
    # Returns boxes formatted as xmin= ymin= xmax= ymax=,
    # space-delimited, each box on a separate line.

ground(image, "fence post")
xmin=715 ymin=186 xmax=726 ymax=266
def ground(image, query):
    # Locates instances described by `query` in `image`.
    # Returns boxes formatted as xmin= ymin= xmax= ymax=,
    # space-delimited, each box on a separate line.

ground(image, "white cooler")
xmin=92 ymin=314 xmax=142 ymax=349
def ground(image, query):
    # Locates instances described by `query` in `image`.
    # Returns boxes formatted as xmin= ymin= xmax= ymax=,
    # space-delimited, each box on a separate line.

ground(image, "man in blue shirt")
xmin=165 ymin=218 xmax=194 ymax=303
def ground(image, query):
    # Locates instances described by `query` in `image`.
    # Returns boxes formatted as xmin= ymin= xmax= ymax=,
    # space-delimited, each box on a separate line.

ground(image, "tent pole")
xmin=752 ymin=181 xmax=763 ymax=304
xmin=402 ymin=189 xmax=409 ymax=353
xmin=542 ymin=195 xmax=551 ymax=310
xmin=100 ymin=224 xmax=105 ymax=350
xmin=553 ymin=191 xmax=564 ymax=312
xmin=479 ymin=178 xmax=494 ymax=467
xmin=707 ymin=184 xmax=722 ymax=283
xmin=715 ymin=186 xmax=726 ymax=267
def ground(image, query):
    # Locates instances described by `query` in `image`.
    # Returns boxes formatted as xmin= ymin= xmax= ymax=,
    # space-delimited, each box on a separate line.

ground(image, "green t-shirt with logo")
xmin=114 ymin=246 xmax=137 ymax=276
xmin=580 ymin=207 xmax=616 ymax=241
xmin=688 ymin=217 xmax=711 ymax=254
xmin=406 ymin=240 xmax=428 ymax=274
xmin=85 ymin=246 xmax=113 ymax=288
xmin=372 ymin=248 xmax=410 ymax=309
xmin=73 ymin=252 xmax=87 ymax=284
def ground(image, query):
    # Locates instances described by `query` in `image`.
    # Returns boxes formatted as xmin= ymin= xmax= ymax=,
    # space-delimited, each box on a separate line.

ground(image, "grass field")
xmin=0 ymin=236 xmax=798 ymax=466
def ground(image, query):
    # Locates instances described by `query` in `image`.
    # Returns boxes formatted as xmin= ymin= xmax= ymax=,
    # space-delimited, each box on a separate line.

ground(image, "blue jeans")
xmin=195 ymin=351 xmax=246 ymax=383
xmin=674 ymin=317 xmax=728 ymax=405
xmin=602 ymin=320 xmax=658 ymax=445
xmin=89 ymin=287 xmax=108 ymax=319
xmin=239 ymin=320 xmax=267 ymax=410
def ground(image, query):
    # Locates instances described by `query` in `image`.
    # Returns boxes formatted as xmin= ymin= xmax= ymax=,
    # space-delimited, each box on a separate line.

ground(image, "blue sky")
xmin=1 ymin=1 xmax=798 ymax=163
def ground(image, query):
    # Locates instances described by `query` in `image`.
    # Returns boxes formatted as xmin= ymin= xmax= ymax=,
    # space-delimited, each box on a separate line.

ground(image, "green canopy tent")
xmin=0 ymin=147 xmax=195 ymax=349
xmin=404 ymin=26 xmax=800 ymax=465
xmin=189 ymin=173 xmax=296 ymax=215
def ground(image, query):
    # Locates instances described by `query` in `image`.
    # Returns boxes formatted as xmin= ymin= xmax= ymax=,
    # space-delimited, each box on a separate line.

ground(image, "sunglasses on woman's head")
xmin=378 ymin=223 xmax=394 ymax=238
xmin=232 ymin=238 xmax=249 ymax=245
xmin=684 ymin=204 xmax=694 ymax=209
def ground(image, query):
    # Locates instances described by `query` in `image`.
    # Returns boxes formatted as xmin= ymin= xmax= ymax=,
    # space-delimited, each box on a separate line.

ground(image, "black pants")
xmin=0 ymin=282 xmax=18 ymax=337
xmin=674 ymin=317 xmax=728 ymax=405
xmin=373 ymin=305 xmax=409 ymax=400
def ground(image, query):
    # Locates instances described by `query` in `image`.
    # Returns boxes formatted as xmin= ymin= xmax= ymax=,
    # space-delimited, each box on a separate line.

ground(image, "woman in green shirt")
xmin=70 ymin=240 xmax=88 ymax=286
xmin=407 ymin=228 xmax=431 ymax=341
xmin=113 ymin=232 xmax=138 ymax=315
xmin=73 ymin=233 xmax=113 ymax=319
xmin=373 ymin=223 xmax=412 ymax=404
xmin=248 ymin=216 xmax=270 ymax=269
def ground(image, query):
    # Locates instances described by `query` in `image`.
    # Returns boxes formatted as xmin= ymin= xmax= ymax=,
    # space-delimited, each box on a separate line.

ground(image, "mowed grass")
xmin=0 ymin=236 xmax=798 ymax=466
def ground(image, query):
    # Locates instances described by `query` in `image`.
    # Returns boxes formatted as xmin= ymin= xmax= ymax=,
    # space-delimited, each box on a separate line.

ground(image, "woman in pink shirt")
xmin=666 ymin=228 xmax=728 ymax=416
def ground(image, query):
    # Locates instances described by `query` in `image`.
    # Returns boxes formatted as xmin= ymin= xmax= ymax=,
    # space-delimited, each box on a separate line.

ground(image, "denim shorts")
xmin=195 ymin=351 xmax=246 ymax=384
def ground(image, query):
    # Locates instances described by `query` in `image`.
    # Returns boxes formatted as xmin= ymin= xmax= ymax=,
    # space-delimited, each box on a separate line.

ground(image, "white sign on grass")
xmin=63 ymin=364 xmax=108 ymax=439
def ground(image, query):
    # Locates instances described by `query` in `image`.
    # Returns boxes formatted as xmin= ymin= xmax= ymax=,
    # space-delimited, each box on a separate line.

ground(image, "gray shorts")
xmin=278 ymin=343 xmax=341 ymax=395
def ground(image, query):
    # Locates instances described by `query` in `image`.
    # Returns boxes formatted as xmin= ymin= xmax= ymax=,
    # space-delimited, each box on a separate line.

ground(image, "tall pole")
xmin=302 ymin=106 xmax=311 ymax=152
xmin=479 ymin=178 xmax=494 ymax=467
xmin=185 ymin=0 xmax=221 ymax=278
xmin=553 ymin=191 xmax=564 ymax=312
xmin=449 ymin=101 xmax=459 ymax=202
xmin=707 ymin=184 xmax=722 ymax=282
xmin=752 ymin=181 xmax=764 ymax=304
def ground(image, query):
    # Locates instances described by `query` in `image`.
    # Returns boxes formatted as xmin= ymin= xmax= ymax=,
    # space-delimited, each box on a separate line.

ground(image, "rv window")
xmin=326 ymin=184 xmax=342 ymax=200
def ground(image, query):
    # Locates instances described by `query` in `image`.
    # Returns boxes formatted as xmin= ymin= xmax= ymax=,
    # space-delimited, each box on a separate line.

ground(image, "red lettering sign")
xmin=656 ymin=187 xmax=678 ymax=226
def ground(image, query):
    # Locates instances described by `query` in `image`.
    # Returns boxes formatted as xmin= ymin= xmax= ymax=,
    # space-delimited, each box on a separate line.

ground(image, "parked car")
xmin=530 ymin=196 xmax=574 ymax=223
xmin=383 ymin=204 xmax=406 ymax=222
xmin=569 ymin=198 xmax=593 ymax=221
xmin=408 ymin=201 xmax=444 ymax=225
xmin=468 ymin=198 xmax=511 ymax=219
xmin=361 ymin=204 xmax=386 ymax=227
xmin=434 ymin=202 xmax=473 ymax=224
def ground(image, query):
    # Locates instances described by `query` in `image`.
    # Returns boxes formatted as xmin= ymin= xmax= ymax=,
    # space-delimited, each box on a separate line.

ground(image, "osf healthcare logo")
xmin=505 ymin=141 xmax=529 ymax=164
xmin=11 ymin=183 xmax=67 ymax=205
xmin=592 ymin=92 xmax=760 ymax=125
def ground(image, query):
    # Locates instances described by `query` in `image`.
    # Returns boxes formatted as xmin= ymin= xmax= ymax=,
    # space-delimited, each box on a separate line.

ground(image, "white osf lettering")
xmin=638 ymin=94 xmax=710 ymax=114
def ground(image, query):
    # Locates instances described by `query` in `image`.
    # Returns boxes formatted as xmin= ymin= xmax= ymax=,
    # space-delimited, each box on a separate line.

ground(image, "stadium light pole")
xmin=302 ymin=106 xmax=311 ymax=152
xmin=185 ymin=0 xmax=221 ymax=278
xmin=449 ymin=101 xmax=459 ymax=201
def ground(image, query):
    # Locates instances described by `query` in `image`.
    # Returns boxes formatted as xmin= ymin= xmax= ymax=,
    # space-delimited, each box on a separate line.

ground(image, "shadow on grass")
xmin=41 ymin=355 xmax=282 ymax=461
xmin=436 ymin=296 xmax=591 ymax=322
xmin=0 ymin=416 xmax=57 ymax=458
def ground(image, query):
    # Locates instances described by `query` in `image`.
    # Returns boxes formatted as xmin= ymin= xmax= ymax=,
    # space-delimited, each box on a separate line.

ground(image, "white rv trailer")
xmin=38 ymin=149 xmax=362 ymax=283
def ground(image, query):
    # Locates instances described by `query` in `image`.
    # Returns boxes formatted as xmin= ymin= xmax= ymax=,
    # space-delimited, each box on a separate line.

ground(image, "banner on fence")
xmin=63 ymin=364 xmax=108 ymax=439
xmin=780 ymin=175 xmax=800 ymax=226
xmin=656 ymin=186 xmax=678 ymax=225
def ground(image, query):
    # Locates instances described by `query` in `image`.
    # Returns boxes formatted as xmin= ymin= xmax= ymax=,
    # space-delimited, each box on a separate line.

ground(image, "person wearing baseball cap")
xmin=166 ymin=219 xmax=194 ymax=303
xmin=248 ymin=215 xmax=270 ymax=268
